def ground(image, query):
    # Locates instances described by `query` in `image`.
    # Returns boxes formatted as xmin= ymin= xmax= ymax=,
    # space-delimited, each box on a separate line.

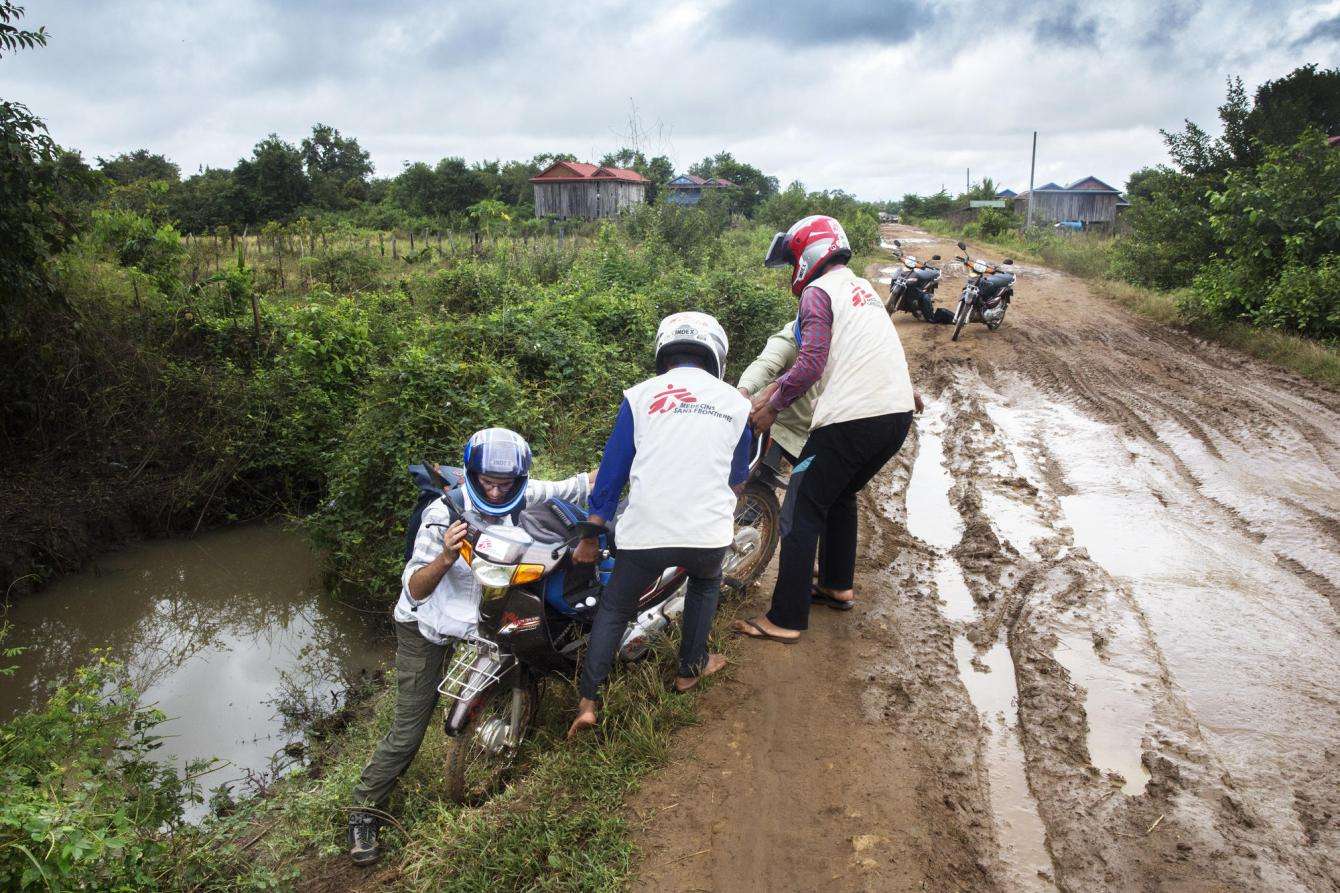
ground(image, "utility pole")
xmin=966 ymin=167 xmax=970 ymax=193
xmin=1026 ymin=131 xmax=1038 ymax=229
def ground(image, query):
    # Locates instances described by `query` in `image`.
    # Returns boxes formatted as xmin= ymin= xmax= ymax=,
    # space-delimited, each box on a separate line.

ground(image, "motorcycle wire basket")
xmin=438 ymin=636 xmax=506 ymax=705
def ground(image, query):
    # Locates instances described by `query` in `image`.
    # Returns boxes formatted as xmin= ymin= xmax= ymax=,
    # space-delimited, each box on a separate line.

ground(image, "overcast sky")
xmin=5 ymin=1 xmax=1338 ymax=198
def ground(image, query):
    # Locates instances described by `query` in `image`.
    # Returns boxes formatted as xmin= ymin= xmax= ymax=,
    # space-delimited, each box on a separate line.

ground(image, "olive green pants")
xmin=352 ymin=620 xmax=453 ymax=810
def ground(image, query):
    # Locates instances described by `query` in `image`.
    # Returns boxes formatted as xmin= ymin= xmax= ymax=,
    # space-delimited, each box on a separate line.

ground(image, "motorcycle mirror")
xmin=932 ymin=254 xmax=941 ymax=260
xmin=1003 ymin=259 xmax=1013 ymax=265
xmin=893 ymin=239 xmax=901 ymax=248
xmin=957 ymin=241 xmax=966 ymax=250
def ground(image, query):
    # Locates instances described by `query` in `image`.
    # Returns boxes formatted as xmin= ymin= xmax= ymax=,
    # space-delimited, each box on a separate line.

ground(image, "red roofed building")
xmin=530 ymin=161 xmax=649 ymax=219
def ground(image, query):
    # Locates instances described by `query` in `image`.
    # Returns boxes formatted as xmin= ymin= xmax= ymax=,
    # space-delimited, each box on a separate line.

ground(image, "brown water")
xmin=1 ymin=524 xmax=391 ymax=804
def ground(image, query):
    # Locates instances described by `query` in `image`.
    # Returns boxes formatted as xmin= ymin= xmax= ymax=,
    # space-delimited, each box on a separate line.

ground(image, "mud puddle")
xmin=1 ymin=524 xmax=392 ymax=815
xmin=983 ymin=371 xmax=1340 ymax=884
xmin=905 ymin=399 xmax=1056 ymax=887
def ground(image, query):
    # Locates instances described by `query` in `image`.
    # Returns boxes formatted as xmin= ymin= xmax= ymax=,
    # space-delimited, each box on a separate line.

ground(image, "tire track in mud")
xmin=873 ymin=224 xmax=1340 ymax=891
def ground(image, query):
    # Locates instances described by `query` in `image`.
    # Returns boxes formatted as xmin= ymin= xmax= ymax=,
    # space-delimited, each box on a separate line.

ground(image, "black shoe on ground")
xmin=347 ymin=810 xmax=382 ymax=866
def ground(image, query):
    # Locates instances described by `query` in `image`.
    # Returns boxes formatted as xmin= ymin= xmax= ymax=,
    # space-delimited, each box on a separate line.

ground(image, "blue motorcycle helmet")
xmin=463 ymin=427 xmax=532 ymax=516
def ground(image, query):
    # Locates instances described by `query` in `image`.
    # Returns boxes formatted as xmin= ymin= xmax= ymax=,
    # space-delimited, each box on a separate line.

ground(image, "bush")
xmin=300 ymin=247 xmax=382 ymax=292
xmin=0 ymin=654 xmax=208 ymax=891
xmin=88 ymin=208 xmax=186 ymax=293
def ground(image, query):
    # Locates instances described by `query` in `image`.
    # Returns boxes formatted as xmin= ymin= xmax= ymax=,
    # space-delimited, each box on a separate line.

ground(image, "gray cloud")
xmin=1292 ymin=14 xmax=1340 ymax=46
xmin=1032 ymin=1 xmax=1099 ymax=46
xmin=1 ymin=0 xmax=1333 ymax=199
xmin=715 ymin=0 xmax=928 ymax=45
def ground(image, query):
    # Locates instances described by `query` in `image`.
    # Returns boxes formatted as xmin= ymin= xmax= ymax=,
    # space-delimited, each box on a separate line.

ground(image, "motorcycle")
xmin=886 ymin=239 xmax=944 ymax=321
xmin=429 ymin=436 xmax=781 ymax=803
xmin=949 ymin=240 xmax=1015 ymax=341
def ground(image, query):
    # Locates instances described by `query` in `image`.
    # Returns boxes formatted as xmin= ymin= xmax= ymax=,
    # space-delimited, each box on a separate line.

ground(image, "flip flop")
xmin=732 ymin=618 xmax=799 ymax=645
xmin=811 ymin=587 xmax=855 ymax=611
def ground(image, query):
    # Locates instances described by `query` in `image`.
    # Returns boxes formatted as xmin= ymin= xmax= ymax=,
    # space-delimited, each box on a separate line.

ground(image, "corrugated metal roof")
xmin=530 ymin=161 xmax=647 ymax=183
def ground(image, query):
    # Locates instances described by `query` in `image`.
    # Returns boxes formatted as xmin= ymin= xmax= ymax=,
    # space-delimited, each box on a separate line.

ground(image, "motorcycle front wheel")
xmin=951 ymin=301 xmax=970 ymax=341
xmin=445 ymin=677 xmax=539 ymax=805
xmin=728 ymin=481 xmax=781 ymax=589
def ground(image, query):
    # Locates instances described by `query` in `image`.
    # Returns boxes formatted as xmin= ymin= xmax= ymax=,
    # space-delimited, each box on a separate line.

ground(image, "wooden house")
xmin=530 ymin=161 xmax=649 ymax=219
xmin=664 ymin=174 xmax=736 ymax=206
xmin=1014 ymin=176 xmax=1124 ymax=226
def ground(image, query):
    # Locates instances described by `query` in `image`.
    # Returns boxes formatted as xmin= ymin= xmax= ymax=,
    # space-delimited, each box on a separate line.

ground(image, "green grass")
xmin=909 ymin=218 xmax=1340 ymax=390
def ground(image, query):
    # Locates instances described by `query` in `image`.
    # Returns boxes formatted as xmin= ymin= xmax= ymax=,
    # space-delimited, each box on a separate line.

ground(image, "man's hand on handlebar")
xmin=573 ymin=537 xmax=600 ymax=565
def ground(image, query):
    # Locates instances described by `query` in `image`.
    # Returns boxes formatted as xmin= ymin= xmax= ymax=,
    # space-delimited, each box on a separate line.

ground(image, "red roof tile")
xmin=530 ymin=160 xmax=647 ymax=183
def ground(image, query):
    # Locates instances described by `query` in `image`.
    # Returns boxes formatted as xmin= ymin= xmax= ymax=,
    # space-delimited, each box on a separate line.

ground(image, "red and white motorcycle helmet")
xmin=764 ymin=214 xmax=852 ymax=296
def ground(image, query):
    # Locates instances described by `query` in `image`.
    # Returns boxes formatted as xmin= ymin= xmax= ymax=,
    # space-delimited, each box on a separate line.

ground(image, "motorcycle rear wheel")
xmin=986 ymin=305 xmax=1007 ymax=331
xmin=951 ymin=302 xmax=969 ymax=341
xmin=728 ymin=481 xmax=781 ymax=589
xmin=445 ymin=678 xmax=539 ymax=805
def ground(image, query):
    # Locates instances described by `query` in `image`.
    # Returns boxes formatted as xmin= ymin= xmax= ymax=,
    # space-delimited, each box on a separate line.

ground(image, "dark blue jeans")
xmin=578 ymin=545 xmax=728 ymax=700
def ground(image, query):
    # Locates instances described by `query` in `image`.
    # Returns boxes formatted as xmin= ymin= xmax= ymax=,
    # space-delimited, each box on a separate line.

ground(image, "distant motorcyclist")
xmin=347 ymin=428 xmax=593 ymax=867
xmin=567 ymin=312 xmax=752 ymax=738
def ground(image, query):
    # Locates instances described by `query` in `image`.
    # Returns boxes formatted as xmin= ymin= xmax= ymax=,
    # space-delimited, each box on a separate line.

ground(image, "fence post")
xmin=391 ymin=233 xmax=398 ymax=260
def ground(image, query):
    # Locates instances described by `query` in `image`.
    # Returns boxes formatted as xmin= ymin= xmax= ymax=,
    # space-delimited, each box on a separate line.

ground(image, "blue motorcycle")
xmin=887 ymin=239 xmax=945 ymax=322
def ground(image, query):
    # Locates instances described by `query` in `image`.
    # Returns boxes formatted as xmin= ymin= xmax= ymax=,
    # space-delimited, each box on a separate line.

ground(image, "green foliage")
xmin=88 ymin=208 xmax=187 ymax=291
xmin=755 ymin=182 xmax=880 ymax=253
xmin=300 ymin=247 xmax=382 ymax=293
xmin=1111 ymin=165 xmax=1218 ymax=289
xmin=971 ymin=207 xmax=1018 ymax=239
xmin=0 ymin=1 xmax=45 ymax=57
xmin=0 ymin=654 xmax=210 ymax=891
xmin=233 ymin=134 xmax=310 ymax=224
xmin=689 ymin=151 xmax=779 ymax=217
xmin=97 ymin=149 xmax=180 ymax=185
xmin=898 ymin=189 xmax=955 ymax=221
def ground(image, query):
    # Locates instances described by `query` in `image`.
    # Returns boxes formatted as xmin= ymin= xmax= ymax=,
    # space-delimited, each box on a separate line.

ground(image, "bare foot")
xmin=674 ymin=653 xmax=728 ymax=692
xmin=731 ymin=616 xmax=801 ymax=644
xmin=566 ymin=698 xmax=598 ymax=739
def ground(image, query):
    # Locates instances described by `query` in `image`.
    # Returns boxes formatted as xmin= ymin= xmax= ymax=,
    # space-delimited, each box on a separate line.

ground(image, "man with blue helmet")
xmin=348 ymin=427 xmax=592 ymax=866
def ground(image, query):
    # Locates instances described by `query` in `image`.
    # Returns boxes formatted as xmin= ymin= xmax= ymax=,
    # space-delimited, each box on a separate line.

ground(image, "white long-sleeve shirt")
xmin=392 ymin=473 xmax=590 ymax=644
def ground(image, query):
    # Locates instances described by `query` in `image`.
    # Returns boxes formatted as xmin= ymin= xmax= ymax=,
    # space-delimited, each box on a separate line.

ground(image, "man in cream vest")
xmin=568 ymin=312 xmax=752 ymax=736
xmin=734 ymin=215 xmax=917 ymax=644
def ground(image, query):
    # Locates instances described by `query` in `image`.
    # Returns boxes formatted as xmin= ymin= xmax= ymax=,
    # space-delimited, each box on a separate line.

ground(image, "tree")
xmin=97 ymin=149 xmax=180 ymax=185
xmin=601 ymin=147 xmax=674 ymax=202
xmin=688 ymin=151 xmax=778 ymax=217
xmin=301 ymin=123 xmax=372 ymax=210
xmin=170 ymin=167 xmax=243 ymax=232
xmin=0 ymin=3 xmax=88 ymax=306
xmin=233 ymin=134 xmax=310 ymax=224
xmin=1243 ymin=64 xmax=1340 ymax=156
xmin=0 ymin=1 xmax=45 ymax=57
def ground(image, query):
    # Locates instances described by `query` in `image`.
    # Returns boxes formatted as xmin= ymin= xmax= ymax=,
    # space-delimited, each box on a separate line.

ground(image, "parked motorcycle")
xmin=429 ymin=436 xmax=780 ymax=803
xmin=886 ymin=239 xmax=943 ymax=321
xmin=950 ymin=240 xmax=1015 ymax=341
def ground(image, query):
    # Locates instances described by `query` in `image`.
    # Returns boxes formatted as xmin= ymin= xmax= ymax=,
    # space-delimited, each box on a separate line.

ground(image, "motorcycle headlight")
xmin=473 ymin=560 xmax=516 ymax=589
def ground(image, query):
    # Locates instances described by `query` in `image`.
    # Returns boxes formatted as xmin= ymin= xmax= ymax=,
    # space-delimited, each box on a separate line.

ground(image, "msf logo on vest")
xmin=648 ymin=384 xmax=698 ymax=415
xmin=851 ymin=284 xmax=881 ymax=308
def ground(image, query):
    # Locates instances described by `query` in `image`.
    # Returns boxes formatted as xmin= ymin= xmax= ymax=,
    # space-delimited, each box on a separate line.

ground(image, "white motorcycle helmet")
xmin=653 ymin=312 xmax=729 ymax=379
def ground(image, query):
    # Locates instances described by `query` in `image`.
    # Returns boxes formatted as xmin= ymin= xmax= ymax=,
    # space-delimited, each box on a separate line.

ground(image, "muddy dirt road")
xmin=631 ymin=224 xmax=1340 ymax=892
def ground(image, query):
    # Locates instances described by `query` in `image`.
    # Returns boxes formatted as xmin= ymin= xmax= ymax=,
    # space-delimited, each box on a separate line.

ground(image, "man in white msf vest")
xmin=734 ymin=215 xmax=917 ymax=644
xmin=568 ymin=312 xmax=752 ymax=737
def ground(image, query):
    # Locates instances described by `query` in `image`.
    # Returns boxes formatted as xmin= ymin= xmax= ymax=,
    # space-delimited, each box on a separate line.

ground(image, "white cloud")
xmin=2 ymin=0 xmax=1334 ymax=197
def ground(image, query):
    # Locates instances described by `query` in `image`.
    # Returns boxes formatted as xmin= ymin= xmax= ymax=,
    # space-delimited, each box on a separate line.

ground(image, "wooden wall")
xmin=533 ymin=181 xmax=647 ymax=219
xmin=1018 ymin=191 xmax=1118 ymax=224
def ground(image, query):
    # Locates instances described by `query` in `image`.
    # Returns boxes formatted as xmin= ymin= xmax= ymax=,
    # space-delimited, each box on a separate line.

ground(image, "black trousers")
xmin=578 ymin=545 xmax=728 ymax=700
xmin=766 ymin=411 xmax=913 ymax=631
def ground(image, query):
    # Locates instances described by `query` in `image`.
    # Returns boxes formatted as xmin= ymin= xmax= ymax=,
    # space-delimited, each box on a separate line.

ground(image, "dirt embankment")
xmin=629 ymin=225 xmax=1340 ymax=892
